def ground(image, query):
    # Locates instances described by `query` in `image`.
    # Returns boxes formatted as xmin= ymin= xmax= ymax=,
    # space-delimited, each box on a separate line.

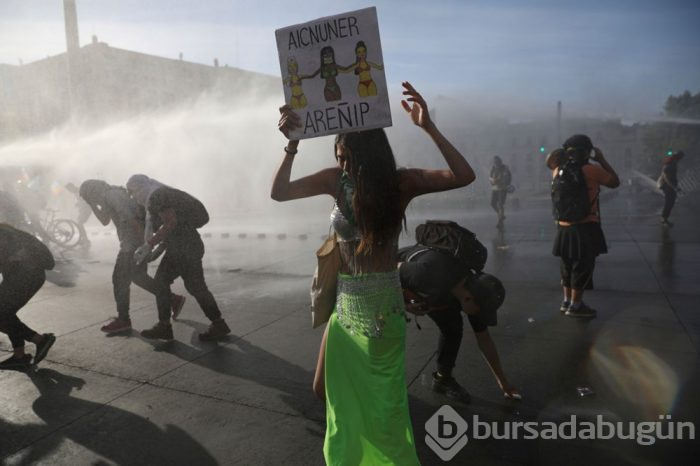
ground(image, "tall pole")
xmin=64 ymin=0 xmax=80 ymax=114
xmin=64 ymin=0 xmax=79 ymax=53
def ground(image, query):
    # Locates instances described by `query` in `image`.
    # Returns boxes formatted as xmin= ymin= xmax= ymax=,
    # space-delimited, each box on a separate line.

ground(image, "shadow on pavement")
xmin=45 ymin=259 xmax=84 ymax=288
xmin=3 ymin=368 xmax=219 ymax=466
xmin=143 ymin=318 xmax=326 ymax=427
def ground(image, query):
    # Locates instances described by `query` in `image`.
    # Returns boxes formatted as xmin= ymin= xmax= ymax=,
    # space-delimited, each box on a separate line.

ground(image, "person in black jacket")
xmin=397 ymin=244 xmax=518 ymax=403
xmin=126 ymin=175 xmax=229 ymax=342
xmin=0 ymin=224 xmax=56 ymax=369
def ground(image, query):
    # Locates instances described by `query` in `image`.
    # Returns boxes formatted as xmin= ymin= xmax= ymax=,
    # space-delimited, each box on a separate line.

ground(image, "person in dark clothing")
xmin=548 ymin=134 xmax=620 ymax=318
xmin=126 ymin=175 xmax=229 ymax=342
xmin=658 ymin=151 xmax=685 ymax=226
xmin=489 ymin=155 xmax=512 ymax=229
xmin=79 ymin=180 xmax=186 ymax=334
xmin=397 ymin=244 xmax=518 ymax=403
xmin=0 ymin=224 xmax=56 ymax=369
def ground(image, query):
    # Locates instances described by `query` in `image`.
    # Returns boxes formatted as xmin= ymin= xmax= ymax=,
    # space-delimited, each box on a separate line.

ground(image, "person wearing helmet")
xmin=79 ymin=180 xmax=185 ymax=335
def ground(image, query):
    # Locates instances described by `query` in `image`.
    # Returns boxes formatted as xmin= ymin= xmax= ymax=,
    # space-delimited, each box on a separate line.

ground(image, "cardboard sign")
xmin=275 ymin=7 xmax=391 ymax=140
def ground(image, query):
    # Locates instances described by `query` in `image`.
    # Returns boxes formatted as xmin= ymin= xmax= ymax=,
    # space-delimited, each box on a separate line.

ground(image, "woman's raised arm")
xmin=270 ymin=105 xmax=338 ymax=201
xmin=398 ymin=82 xmax=476 ymax=202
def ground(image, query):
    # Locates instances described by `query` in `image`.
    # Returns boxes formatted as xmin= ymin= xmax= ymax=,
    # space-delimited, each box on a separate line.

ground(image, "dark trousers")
xmin=154 ymin=238 xmax=221 ymax=322
xmin=0 ymin=264 xmax=45 ymax=348
xmin=113 ymin=250 xmax=164 ymax=320
xmin=661 ymin=185 xmax=677 ymax=220
xmin=560 ymin=255 xmax=596 ymax=290
xmin=427 ymin=306 xmax=464 ymax=374
xmin=491 ymin=190 xmax=507 ymax=219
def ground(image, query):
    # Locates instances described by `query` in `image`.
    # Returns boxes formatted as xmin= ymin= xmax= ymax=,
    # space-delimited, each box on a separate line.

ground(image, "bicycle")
xmin=39 ymin=209 xmax=86 ymax=250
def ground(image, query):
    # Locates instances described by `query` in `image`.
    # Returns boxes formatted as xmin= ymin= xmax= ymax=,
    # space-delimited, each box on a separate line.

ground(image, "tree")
xmin=664 ymin=90 xmax=700 ymax=119
xmin=640 ymin=90 xmax=700 ymax=174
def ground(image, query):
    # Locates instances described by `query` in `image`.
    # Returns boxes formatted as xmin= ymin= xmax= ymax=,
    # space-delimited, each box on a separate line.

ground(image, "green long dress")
xmin=323 ymin=271 xmax=420 ymax=465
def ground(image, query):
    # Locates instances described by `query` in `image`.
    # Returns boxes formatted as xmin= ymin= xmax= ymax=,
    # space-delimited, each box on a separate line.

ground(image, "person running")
xmin=273 ymin=81 xmax=475 ymax=465
xmin=489 ymin=155 xmax=511 ymax=229
xmin=550 ymin=135 xmax=620 ymax=318
xmin=657 ymin=151 xmax=685 ymax=226
xmin=126 ymin=175 xmax=229 ymax=342
xmin=0 ymin=224 xmax=56 ymax=369
xmin=79 ymin=180 xmax=186 ymax=334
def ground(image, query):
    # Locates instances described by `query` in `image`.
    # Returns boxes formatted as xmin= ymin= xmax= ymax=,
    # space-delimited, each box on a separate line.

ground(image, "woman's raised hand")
xmin=278 ymin=104 xmax=302 ymax=140
xmin=400 ymin=81 xmax=432 ymax=129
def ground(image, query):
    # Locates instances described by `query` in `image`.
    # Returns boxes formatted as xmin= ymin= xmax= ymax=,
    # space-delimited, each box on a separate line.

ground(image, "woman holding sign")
xmin=272 ymin=81 xmax=475 ymax=465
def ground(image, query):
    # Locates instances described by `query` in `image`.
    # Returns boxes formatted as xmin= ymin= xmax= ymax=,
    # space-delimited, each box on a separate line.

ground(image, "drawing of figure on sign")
xmin=347 ymin=40 xmax=384 ymax=97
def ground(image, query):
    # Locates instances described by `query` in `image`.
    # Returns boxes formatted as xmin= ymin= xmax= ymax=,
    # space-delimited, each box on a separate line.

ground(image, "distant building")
xmin=0 ymin=1 xmax=278 ymax=143
xmin=0 ymin=40 xmax=278 ymax=143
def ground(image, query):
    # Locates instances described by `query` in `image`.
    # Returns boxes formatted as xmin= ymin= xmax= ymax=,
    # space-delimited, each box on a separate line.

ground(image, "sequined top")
xmin=330 ymin=172 xmax=400 ymax=274
xmin=330 ymin=203 xmax=360 ymax=242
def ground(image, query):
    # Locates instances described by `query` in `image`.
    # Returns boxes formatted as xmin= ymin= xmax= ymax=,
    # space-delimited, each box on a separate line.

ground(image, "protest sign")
xmin=275 ymin=7 xmax=391 ymax=140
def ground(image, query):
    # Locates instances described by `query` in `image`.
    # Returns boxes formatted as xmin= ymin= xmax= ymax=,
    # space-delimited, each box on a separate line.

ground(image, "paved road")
xmin=1 ymin=189 xmax=699 ymax=465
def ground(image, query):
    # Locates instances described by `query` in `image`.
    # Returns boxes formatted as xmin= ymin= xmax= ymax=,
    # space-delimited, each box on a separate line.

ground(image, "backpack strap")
xmin=406 ymin=246 xmax=431 ymax=262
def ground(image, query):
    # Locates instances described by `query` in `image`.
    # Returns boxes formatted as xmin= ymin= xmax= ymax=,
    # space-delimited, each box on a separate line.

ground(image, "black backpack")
xmin=179 ymin=191 xmax=209 ymax=229
xmin=551 ymin=158 xmax=591 ymax=222
xmin=150 ymin=188 xmax=209 ymax=229
xmin=415 ymin=220 xmax=487 ymax=272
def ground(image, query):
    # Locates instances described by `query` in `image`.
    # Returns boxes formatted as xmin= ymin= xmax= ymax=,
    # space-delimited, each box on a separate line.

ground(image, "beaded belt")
xmin=335 ymin=270 xmax=405 ymax=338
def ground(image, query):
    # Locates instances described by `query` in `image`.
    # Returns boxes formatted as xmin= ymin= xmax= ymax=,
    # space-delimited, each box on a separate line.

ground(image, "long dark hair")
xmin=335 ymin=129 xmax=404 ymax=254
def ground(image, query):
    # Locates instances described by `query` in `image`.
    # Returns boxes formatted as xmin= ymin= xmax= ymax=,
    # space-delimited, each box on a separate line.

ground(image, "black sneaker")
xmin=0 ymin=354 xmax=32 ymax=370
xmin=661 ymin=218 xmax=674 ymax=227
xmin=33 ymin=333 xmax=56 ymax=365
xmin=431 ymin=372 xmax=471 ymax=404
xmin=565 ymin=302 xmax=596 ymax=318
xmin=199 ymin=319 xmax=231 ymax=342
xmin=140 ymin=322 xmax=174 ymax=340
xmin=560 ymin=300 xmax=571 ymax=313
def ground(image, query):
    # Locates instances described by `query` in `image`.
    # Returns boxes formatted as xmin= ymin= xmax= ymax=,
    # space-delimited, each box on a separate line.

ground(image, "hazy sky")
xmin=1 ymin=0 xmax=699 ymax=118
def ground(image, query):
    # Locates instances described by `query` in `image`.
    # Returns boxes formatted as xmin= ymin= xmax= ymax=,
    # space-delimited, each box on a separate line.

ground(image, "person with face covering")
xmin=79 ymin=180 xmax=185 ymax=334
xmin=126 ymin=175 xmax=229 ymax=342
xmin=272 ymin=81 xmax=476 ymax=466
